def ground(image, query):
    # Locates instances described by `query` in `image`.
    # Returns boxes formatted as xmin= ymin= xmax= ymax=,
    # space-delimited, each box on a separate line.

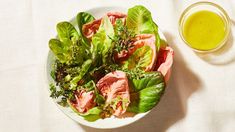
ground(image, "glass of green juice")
xmin=179 ymin=2 xmax=231 ymax=53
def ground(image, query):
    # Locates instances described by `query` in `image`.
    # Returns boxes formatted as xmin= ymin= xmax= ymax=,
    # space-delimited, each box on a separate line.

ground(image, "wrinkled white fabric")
xmin=0 ymin=0 xmax=235 ymax=132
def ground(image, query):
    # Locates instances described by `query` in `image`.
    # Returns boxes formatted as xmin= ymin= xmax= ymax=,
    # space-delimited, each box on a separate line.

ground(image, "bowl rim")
xmin=178 ymin=1 xmax=231 ymax=53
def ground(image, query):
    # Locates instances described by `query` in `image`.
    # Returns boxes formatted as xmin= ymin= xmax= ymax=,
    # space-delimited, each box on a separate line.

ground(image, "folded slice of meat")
xmin=115 ymin=34 xmax=157 ymax=71
xmin=82 ymin=12 xmax=127 ymax=39
xmin=82 ymin=19 xmax=101 ymax=39
xmin=69 ymin=90 xmax=96 ymax=113
xmin=155 ymin=46 xmax=174 ymax=82
xmin=107 ymin=12 xmax=126 ymax=25
xmin=96 ymin=71 xmax=130 ymax=116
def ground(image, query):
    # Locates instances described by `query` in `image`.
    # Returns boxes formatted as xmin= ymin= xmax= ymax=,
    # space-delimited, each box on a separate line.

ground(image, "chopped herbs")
xmin=49 ymin=83 xmax=75 ymax=106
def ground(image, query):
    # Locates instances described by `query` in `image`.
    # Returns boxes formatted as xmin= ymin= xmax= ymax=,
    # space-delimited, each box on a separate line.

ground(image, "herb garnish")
xmin=112 ymin=19 xmax=136 ymax=53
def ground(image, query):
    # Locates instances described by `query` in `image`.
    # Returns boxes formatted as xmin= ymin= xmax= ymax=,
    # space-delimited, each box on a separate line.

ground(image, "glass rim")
xmin=178 ymin=1 xmax=231 ymax=53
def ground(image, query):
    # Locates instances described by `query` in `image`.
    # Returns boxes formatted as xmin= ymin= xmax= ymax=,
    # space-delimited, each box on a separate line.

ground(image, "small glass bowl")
xmin=179 ymin=1 xmax=231 ymax=53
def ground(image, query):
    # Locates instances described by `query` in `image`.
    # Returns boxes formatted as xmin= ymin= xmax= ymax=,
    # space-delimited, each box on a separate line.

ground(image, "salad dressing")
xmin=183 ymin=10 xmax=226 ymax=51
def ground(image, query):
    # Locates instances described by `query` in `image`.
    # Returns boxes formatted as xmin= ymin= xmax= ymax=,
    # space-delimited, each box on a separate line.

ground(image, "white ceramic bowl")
xmin=46 ymin=6 xmax=167 ymax=129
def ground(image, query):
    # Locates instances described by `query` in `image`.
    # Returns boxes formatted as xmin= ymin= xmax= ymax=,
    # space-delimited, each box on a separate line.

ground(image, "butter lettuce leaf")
xmin=70 ymin=59 xmax=92 ymax=89
xmin=91 ymin=16 xmax=114 ymax=65
xmin=68 ymin=80 xmax=103 ymax=122
xmin=68 ymin=101 xmax=102 ymax=122
xmin=77 ymin=12 xmax=95 ymax=34
xmin=49 ymin=39 xmax=67 ymax=63
xmin=77 ymin=12 xmax=95 ymax=47
xmin=57 ymin=22 xmax=79 ymax=45
xmin=49 ymin=22 xmax=89 ymax=65
xmin=127 ymin=5 xmax=160 ymax=51
xmin=123 ymin=46 xmax=152 ymax=70
xmin=127 ymin=72 xmax=165 ymax=113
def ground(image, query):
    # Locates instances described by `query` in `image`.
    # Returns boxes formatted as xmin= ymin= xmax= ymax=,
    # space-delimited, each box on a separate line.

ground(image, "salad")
xmin=48 ymin=5 xmax=173 ymax=122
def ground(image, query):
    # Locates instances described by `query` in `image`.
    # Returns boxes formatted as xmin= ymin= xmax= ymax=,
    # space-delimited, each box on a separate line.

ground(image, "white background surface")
xmin=0 ymin=0 xmax=235 ymax=132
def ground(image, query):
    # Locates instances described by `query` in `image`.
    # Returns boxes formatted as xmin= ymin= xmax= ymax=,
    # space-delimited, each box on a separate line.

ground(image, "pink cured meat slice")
xmin=70 ymin=90 xmax=96 ymax=113
xmin=82 ymin=12 xmax=127 ymax=39
xmin=96 ymin=71 xmax=130 ymax=116
xmin=155 ymin=46 xmax=174 ymax=82
xmin=106 ymin=12 xmax=126 ymax=24
xmin=115 ymin=34 xmax=157 ymax=71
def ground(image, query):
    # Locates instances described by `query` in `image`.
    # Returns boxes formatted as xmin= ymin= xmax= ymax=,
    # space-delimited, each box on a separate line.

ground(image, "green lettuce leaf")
xmin=83 ymin=107 xmax=102 ymax=121
xmin=91 ymin=16 xmax=114 ymax=65
xmin=68 ymin=101 xmax=102 ymax=122
xmin=49 ymin=22 xmax=89 ymax=65
xmin=77 ymin=12 xmax=95 ymax=47
xmin=57 ymin=22 xmax=79 ymax=45
xmin=127 ymin=72 xmax=165 ymax=113
xmin=68 ymin=80 xmax=103 ymax=122
xmin=82 ymin=80 xmax=105 ymax=105
xmin=126 ymin=5 xmax=160 ymax=51
xmin=70 ymin=59 xmax=92 ymax=89
xmin=123 ymin=46 xmax=152 ymax=70
xmin=77 ymin=12 xmax=95 ymax=34
xmin=49 ymin=39 xmax=67 ymax=63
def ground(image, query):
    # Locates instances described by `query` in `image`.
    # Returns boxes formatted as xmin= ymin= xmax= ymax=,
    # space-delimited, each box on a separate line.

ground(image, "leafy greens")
xmin=123 ymin=46 xmax=153 ymax=70
xmin=91 ymin=16 xmax=114 ymax=65
xmin=48 ymin=5 xmax=168 ymax=121
xmin=49 ymin=22 xmax=89 ymax=65
xmin=126 ymin=5 xmax=161 ymax=51
xmin=77 ymin=12 xmax=95 ymax=46
xmin=127 ymin=72 xmax=165 ymax=113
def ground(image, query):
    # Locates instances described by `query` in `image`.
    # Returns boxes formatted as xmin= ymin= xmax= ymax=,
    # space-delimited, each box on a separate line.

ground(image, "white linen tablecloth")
xmin=0 ymin=0 xmax=235 ymax=131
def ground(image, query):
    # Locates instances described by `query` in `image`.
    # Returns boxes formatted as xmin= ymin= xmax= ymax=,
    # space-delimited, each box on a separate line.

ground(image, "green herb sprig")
xmin=112 ymin=19 xmax=136 ymax=53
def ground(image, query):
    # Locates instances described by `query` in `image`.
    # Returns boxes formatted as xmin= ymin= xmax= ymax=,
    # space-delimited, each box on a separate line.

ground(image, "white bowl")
xmin=46 ymin=6 xmax=167 ymax=129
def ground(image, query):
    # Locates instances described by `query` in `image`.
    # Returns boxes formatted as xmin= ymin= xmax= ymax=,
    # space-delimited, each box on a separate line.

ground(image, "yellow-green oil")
xmin=183 ymin=10 xmax=226 ymax=50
